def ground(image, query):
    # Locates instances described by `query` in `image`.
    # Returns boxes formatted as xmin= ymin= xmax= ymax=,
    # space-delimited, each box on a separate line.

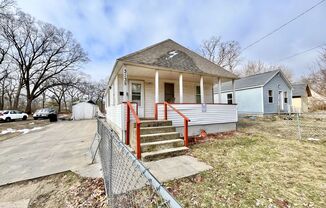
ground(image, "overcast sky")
xmin=16 ymin=0 xmax=326 ymax=81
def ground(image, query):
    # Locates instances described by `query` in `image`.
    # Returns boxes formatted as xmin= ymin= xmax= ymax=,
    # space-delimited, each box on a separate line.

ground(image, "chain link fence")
xmin=96 ymin=118 xmax=182 ymax=208
xmin=270 ymin=112 xmax=326 ymax=141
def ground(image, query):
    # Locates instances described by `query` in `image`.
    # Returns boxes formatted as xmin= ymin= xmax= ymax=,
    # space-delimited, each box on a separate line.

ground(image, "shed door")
xmin=278 ymin=91 xmax=284 ymax=111
xmin=129 ymin=80 xmax=144 ymax=117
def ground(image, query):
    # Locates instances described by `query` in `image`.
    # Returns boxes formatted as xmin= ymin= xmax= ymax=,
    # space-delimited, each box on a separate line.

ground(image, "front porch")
xmin=105 ymin=64 xmax=238 ymax=161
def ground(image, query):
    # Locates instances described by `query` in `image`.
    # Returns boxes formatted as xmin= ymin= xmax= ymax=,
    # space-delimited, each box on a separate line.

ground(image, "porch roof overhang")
xmin=108 ymin=60 xmax=237 ymax=86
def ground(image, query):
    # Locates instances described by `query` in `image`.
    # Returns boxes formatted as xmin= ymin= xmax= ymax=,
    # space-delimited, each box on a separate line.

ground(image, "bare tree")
xmin=303 ymin=48 xmax=326 ymax=96
xmin=200 ymin=36 xmax=241 ymax=73
xmin=240 ymin=60 xmax=293 ymax=81
xmin=1 ymin=11 xmax=88 ymax=113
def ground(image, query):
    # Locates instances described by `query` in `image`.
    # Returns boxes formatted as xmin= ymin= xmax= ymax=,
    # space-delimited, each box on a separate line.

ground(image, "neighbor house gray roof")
xmin=117 ymin=39 xmax=238 ymax=79
xmin=292 ymin=83 xmax=312 ymax=97
xmin=218 ymin=70 xmax=281 ymax=92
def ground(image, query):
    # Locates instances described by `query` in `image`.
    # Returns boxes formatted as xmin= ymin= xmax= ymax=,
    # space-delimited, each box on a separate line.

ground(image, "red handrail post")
xmin=154 ymin=103 xmax=158 ymax=120
xmin=126 ymin=104 xmax=130 ymax=145
xmin=164 ymin=102 xmax=167 ymax=120
xmin=184 ymin=119 xmax=189 ymax=147
xmin=136 ymin=122 xmax=141 ymax=159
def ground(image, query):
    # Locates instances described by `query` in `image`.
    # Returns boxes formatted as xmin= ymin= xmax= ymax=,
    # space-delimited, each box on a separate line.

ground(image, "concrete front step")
xmin=140 ymin=126 xmax=176 ymax=135
xmin=141 ymin=146 xmax=189 ymax=162
xmin=140 ymin=132 xmax=180 ymax=143
xmin=141 ymin=139 xmax=184 ymax=153
xmin=136 ymin=120 xmax=172 ymax=128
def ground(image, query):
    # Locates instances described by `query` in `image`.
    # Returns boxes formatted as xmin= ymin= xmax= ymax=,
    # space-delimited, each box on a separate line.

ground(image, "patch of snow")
xmin=307 ymin=137 xmax=320 ymax=141
xmin=167 ymin=50 xmax=178 ymax=59
xmin=29 ymin=122 xmax=35 ymax=125
xmin=0 ymin=128 xmax=16 ymax=135
xmin=0 ymin=127 xmax=43 ymax=135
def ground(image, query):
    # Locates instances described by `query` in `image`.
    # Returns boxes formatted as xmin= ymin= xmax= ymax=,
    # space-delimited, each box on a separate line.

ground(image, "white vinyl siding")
xmin=219 ymin=87 xmax=264 ymax=114
xmin=157 ymin=103 xmax=237 ymax=127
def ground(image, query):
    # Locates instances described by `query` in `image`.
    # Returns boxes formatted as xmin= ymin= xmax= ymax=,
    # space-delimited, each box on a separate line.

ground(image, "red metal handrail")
xmin=126 ymin=101 xmax=142 ymax=159
xmin=163 ymin=102 xmax=190 ymax=147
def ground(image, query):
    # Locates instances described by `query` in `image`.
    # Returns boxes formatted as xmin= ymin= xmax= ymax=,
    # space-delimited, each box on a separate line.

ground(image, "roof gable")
xmin=117 ymin=39 xmax=237 ymax=79
xmin=219 ymin=70 xmax=292 ymax=92
xmin=220 ymin=70 xmax=279 ymax=92
xmin=293 ymin=83 xmax=312 ymax=97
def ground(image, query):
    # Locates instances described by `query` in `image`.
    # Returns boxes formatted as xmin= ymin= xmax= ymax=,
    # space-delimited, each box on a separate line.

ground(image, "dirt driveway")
xmin=0 ymin=120 xmax=96 ymax=186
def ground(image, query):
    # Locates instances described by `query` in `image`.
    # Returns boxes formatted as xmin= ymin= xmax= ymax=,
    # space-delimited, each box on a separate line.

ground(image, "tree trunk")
xmin=25 ymin=97 xmax=33 ymax=114
xmin=58 ymin=98 xmax=62 ymax=113
xmin=42 ymin=92 xmax=46 ymax=108
xmin=13 ymin=82 xmax=22 ymax=109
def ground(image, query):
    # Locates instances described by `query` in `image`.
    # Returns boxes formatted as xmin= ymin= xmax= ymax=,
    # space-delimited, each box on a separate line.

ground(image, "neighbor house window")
xmin=227 ymin=93 xmax=233 ymax=104
xmin=268 ymin=90 xmax=273 ymax=103
xmin=284 ymin=91 xmax=288 ymax=103
xmin=196 ymin=86 xmax=201 ymax=104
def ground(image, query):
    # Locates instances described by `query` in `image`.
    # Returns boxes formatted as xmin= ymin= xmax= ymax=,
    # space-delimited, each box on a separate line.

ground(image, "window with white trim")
xmin=284 ymin=91 xmax=288 ymax=103
xmin=268 ymin=90 xmax=273 ymax=103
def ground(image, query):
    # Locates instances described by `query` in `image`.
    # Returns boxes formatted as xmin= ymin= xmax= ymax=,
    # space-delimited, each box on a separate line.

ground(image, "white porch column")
xmin=200 ymin=75 xmax=205 ymax=104
xmin=179 ymin=73 xmax=183 ymax=103
xmin=155 ymin=70 xmax=159 ymax=103
xmin=232 ymin=79 xmax=236 ymax=104
xmin=218 ymin=77 xmax=222 ymax=103
xmin=122 ymin=67 xmax=128 ymax=102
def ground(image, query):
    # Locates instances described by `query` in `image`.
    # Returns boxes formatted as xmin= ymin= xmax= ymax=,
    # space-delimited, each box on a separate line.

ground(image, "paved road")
xmin=0 ymin=120 xmax=97 ymax=186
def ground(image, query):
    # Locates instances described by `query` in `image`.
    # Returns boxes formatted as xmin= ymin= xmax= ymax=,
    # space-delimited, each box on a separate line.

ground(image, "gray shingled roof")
xmin=218 ymin=70 xmax=280 ymax=92
xmin=117 ymin=39 xmax=237 ymax=79
xmin=292 ymin=83 xmax=312 ymax=97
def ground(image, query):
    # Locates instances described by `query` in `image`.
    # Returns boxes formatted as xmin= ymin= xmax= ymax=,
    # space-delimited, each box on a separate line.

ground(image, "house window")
xmin=268 ymin=90 xmax=273 ymax=103
xmin=227 ymin=93 xmax=233 ymax=104
xmin=196 ymin=86 xmax=201 ymax=104
xmin=284 ymin=91 xmax=288 ymax=103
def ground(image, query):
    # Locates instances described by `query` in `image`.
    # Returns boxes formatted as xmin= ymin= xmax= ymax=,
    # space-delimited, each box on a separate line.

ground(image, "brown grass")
xmin=166 ymin=116 xmax=326 ymax=207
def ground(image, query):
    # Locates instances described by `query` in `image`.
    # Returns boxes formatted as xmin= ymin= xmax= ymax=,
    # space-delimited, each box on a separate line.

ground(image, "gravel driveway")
xmin=0 ymin=120 xmax=96 ymax=186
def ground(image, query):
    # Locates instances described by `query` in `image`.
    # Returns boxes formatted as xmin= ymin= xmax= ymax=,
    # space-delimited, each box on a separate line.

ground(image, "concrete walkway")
xmin=0 ymin=120 xmax=98 ymax=186
xmin=145 ymin=155 xmax=212 ymax=182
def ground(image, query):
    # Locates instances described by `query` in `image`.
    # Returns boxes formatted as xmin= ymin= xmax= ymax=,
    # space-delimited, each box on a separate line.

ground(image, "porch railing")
xmin=163 ymin=101 xmax=190 ymax=147
xmin=126 ymin=101 xmax=142 ymax=159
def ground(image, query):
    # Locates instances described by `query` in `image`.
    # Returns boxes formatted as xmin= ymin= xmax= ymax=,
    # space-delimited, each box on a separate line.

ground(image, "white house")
xmin=215 ymin=70 xmax=293 ymax=115
xmin=104 ymin=39 xmax=239 ymax=161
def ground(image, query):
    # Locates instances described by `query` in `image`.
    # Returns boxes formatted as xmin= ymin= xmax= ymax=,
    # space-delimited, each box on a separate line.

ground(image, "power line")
xmin=277 ymin=43 xmax=325 ymax=62
xmin=241 ymin=0 xmax=326 ymax=52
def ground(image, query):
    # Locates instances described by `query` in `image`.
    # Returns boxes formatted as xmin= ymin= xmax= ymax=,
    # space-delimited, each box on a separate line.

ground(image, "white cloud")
xmin=16 ymin=0 xmax=326 ymax=81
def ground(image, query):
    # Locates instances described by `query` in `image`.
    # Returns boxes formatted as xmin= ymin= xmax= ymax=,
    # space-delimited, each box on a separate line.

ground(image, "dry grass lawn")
xmin=166 ymin=115 xmax=326 ymax=207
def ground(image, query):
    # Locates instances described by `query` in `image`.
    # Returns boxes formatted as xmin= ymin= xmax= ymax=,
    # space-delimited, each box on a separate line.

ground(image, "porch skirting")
xmin=175 ymin=122 xmax=237 ymax=137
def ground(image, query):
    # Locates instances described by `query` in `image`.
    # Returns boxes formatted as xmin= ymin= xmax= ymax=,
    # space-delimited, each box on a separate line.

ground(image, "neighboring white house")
xmin=72 ymin=101 xmax=99 ymax=120
xmin=104 ymin=39 xmax=239 ymax=161
xmin=215 ymin=70 xmax=293 ymax=115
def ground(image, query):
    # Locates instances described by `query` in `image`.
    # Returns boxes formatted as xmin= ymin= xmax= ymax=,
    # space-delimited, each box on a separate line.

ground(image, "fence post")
xmin=296 ymin=113 xmax=302 ymax=140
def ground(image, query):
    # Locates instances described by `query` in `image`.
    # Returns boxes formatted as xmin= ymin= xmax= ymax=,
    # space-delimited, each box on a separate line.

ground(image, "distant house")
xmin=292 ymin=83 xmax=312 ymax=113
xmin=215 ymin=70 xmax=293 ymax=115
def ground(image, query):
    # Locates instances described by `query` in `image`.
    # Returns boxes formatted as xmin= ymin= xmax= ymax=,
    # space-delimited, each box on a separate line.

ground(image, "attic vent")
xmin=167 ymin=50 xmax=178 ymax=59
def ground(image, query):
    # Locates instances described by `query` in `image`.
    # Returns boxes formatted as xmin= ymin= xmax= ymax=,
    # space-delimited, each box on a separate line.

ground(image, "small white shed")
xmin=72 ymin=101 xmax=99 ymax=120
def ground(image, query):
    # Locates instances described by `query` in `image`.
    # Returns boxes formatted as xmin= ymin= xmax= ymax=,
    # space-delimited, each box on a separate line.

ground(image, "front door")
xmin=129 ymin=80 xmax=145 ymax=117
xmin=164 ymin=83 xmax=175 ymax=103
xmin=278 ymin=91 xmax=284 ymax=111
